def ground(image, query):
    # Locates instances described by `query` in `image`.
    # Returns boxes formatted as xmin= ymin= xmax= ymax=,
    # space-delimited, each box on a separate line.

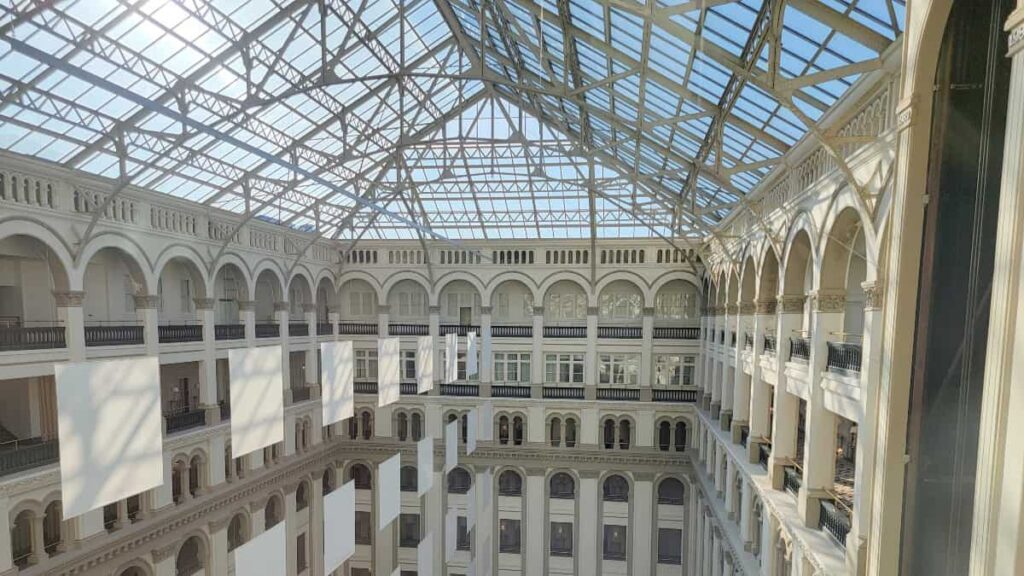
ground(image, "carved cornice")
xmin=376 ymin=305 xmax=390 ymax=314
xmin=133 ymin=295 xmax=160 ymax=309
xmin=862 ymin=280 xmax=884 ymax=311
xmin=738 ymin=302 xmax=755 ymax=315
xmin=755 ymin=299 xmax=777 ymax=315
xmin=777 ymin=295 xmax=805 ymax=314
xmin=192 ymin=298 xmax=215 ymax=310
xmin=812 ymin=290 xmax=846 ymax=313
xmin=272 ymin=301 xmax=289 ymax=312
xmin=151 ymin=542 xmax=178 ymax=562
xmin=236 ymin=300 xmax=255 ymax=311
xmin=53 ymin=290 xmax=86 ymax=307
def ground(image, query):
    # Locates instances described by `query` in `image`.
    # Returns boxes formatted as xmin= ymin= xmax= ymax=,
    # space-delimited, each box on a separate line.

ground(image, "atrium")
xmin=0 ymin=0 xmax=1021 ymax=575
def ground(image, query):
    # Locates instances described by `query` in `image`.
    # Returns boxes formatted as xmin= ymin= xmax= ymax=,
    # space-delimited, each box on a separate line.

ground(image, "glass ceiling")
xmin=0 ymin=0 xmax=903 ymax=241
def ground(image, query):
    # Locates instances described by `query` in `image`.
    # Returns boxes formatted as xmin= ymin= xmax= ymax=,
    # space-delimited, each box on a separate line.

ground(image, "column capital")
xmin=738 ymin=302 xmax=756 ymax=315
xmin=532 ymin=306 xmax=545 ymax=316
xmin=273 ymin=301 xmax=289 ymax=312
xmin=53 ymin=290 xmax=86 ymax=307
xmin=586 ymin=306 xmax=599 ymax=316
xmin=811 ymin=289 xmax=846 ymax=313
xmin=377 ymin=304 xmax=391 ymax=314
xmin=642 ymin=306 xmax=655 ymax=317
xmin=428 ymin=305 xmax=441 ymax=315
xmin=237 ymin=300 xmax=255 ymax=311
xmin=777 ymin=294 xmax=806 ymax=313
xmin=895 ymin=96 xmax=916 ymax=132
xmin=725 ymin=303 xmax=738 ymax=315
xmin=327 ymin=305 xmax=341 ymax=314
xmin=862 ymin=280 xmax=884 ymax=311
xmin=480 ymin=306 xmax=493 ymax=315
xmin=1007 ymin=13 xmax=1024 ymax=57
xmin=755 ymin=298 xmax=777 ymax=315
xmin=133 ymin=294 xmax=160 ymax=309
xmin=193 ymin=297 xmax=215 ymax=310
xmin=301 ymin=303 xmax=317 ymax=314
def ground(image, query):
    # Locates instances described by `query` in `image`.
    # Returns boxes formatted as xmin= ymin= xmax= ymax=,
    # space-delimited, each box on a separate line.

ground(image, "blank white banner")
xmin=445 ymin=333 xmax=458 ymax=383
xmin=418 ymin=532 xmax=434 ymax=576
xmin=445 ymin=420 xmax=458 ymax=472
xmin=466 ymin=332 xmax=478 ymax=376
xmin=478 ymin=535 xmax=492 ymax=576
xmin=478 ymin=401 xmax=493 ymax=442
xmin=323 ymin=481 xmax=355 ymax=574
xmin=378 ymin=337 xmax=400 ymax=407
xmin=320 ymin=341 xmax=354 ymax=426
xmin=54 ymin=356 xmax=163 ymax=519
xmin=445 ymin=508 xmax=457 ymax=561
xmin=236 ymin=522 xmax=286 ymax=576
xmin=229 ymin=346 xmax=285 ymax=457
xmin=378 ymin=453 xmax=401 ymax=530
xmin=417 ymin=436 xmax=434 ymax=497
xmin=480 ymin=468 xmax=493 ymax=512
xmin=417 ymin=336 xmax=434 ymax=393
xmin=466 ymin=409 xmax=478 ymax=455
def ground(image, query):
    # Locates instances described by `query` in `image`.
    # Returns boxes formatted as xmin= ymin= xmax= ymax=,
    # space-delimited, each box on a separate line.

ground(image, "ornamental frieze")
xmin=777 ymin=295 xmax=806 ymax=313
xmin=813 ymin=290 xmax=846 ymax=313
xmin=755 ymin=299 xmax=777 ymax=315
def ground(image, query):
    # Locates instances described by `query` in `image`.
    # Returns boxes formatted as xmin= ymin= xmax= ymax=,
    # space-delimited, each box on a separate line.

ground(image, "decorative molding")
xmin=738 ymin=302 xmax=756 ymax=315
xmin=480 ymin=306 xmax=492 ymax=315
xmin=777 ymin=295 xmax=806 ymax=314
xmin=150 ymin=542 xmax=178 ymax=562
xmin=862 ymin=280 xmax=884 ymax=311
xmin=236 ymin=300 xmax=255 ymax=311
xmin=1009 ymin=22 xmax=1024 ymax=56
xmin=812 ymin=290 xmax=846 ymax=313
xmin=133 ymin=295 xmax=160 ymax=309
xmin=586 ymin=306 xmax=599 ymax=316
xmin=642 ymin=306 xmax=655 ymax=317
xmin=192 ymin=298 xmax=215 ymax=310
xmin=755 ymin=299 xmax=777 ymax=315
xmin=273 ymin=301 xmax=289 ymax=312
xmin=725 ymin=303 xmax=738 ymax=315
xmin=376 ymin=304 xmax=390 ymax=314
xmin=301 ymin=303 xmax=316 ymax=314
xmin=428 ymin=305 xmax=441 ymax=314
xmin=53 ymin=290 xmax=86 ymax=307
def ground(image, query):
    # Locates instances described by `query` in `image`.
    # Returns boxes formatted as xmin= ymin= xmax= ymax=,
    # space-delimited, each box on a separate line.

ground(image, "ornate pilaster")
xmin=1009 ymin=20 xmax=1024 ymax=57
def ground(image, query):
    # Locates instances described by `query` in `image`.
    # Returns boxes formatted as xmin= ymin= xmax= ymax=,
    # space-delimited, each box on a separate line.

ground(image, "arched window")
xmin=658 ymin=478 xmax=685 ymax=505
xmin=565 ymin=418 xmax=577 ymax=447
xmin=512 ymin=416 xmax=524 ymax=446
xmin=401 ymin=466 xmax=418 ymax=492
xmin=348 ymin=417 xmax=358 ymax=439
xmin=498 ymin=470 xmax=523 ymax=496
xmin=296 ymin=482 xmax=309 ymax=511
xmin=43 ymin=500 xmax=62 ymax=555
xmin=550 ymin=473 xmax=575 ymax=499
xmin=619 ymin=420 xmax=631 ymax=450
xmin=265 ymin=496 xmax=282 ymax=529
xmin=603 ymin=475 xmax=630 ymax=502
xmin=674 ymin=422 xmax=687 ymax=452
xmin=603 ymin=419 xmax=616 ymax=449
xmin=499 ymin=415 xmax=510 ymax=445
xmin=447 ymin=468 xmax=472 ymax=494
xmin=411 ymin=413 xmax=423 ymax=441
xmin=189 ymin=456 xmax=203 ymax=497
xmin=397 ymin=412 xmax=409 ymax=441
xmin=360 ymin=411 xmax=373 ymax=440
xmin=119 ymin=567 xmax=146 ymax=576
xmin=323 ymin=468 xmax=336 ymax=495
xmin=350 ymin=464 xmax=372 ymax=490
xmin=550 ymin=417 xmax=562 ymax=447
xmin=11 ymin=510 xmax=33 ymax=568
xmin=175 ymin=536 xmax=203 ymax=576
xmin=659 ymin=421 xmax=672 ymax=451
xmin=228 ymin=514 xmax=248 ymax=552
xmin=460 ymin=414 xmax=468 ymax=445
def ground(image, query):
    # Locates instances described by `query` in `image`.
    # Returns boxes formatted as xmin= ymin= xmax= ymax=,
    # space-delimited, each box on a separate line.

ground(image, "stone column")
xmin=720 ymin=303 xmax=739 ymax=429
xmin=524 ymin=470 xmax=546 ymax=576
xmin=425 ymin=463 xmax=444 ymax=576
xmin=54 ymin=291 xmax=86 ymax=360
xmin=724 ymin=460 xmax=737 ymax=519
xmin=134 ymin=294 xmax=160 ymax=355
xmin=328 ymin=309 xmax=340 ymax=338
xmin=577 ymin=471 xmax=599 ymax=576
xmin=29 ymin=514 xmax=44 ymax=565
xmin=798 ymin=290 xmax=842 ymax=527
xmin=740 ymin=475 xmax=753 ymax=551
xmin=746 ymin=299 xmax=776 ymax=449
xmin=631 ymin=475 xmax=654 ymax=576
xmin=480 ymin=305 xmax=493 ymax=394
xmin=711 ymin=529 xmax=722 ymax=576
xmin=238 ymin=300 xmax=256 ymax=343
xmin=702 ymin=510 xmax=713 ymax=576
xmin=0 ymin=495 xmax=13 ymax=574
xmin=585 ymin=306 xmax=598 ymax=401
xmin=209 ymin=516 xmax=230 ymax=576
xmin=640 ymin=307 xmax=654 ymax=403
xmin=194 ymin=297 xmax=220 ymax=424
xmin=275 ymin=301 xmax=291 ymax=396
xmin=710 ymin=307 xmax=723 ymax=417
xmin=376 ymin=304 xmax=390 ymax=339
xmin=531 ymin=306 xmax=544 ymax=398
xmin=304 ymin=303 xmax=318 ymax=395
xmin=428 ymin=306 xmax=441 ymax=397
xmin=766 ymin=295 xmax=803 ymax=478
xmin=731 ymin=302 xmax=755 ymax=437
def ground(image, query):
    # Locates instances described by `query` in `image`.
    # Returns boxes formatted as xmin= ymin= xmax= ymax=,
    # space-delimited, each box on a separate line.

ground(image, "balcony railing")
xmin=596 ymin=388 xmax=640 ymax=401
xmin=291 ymin=387 xmax=311 ymax=403
xmin=783 ymin=465 xmax=803 ymax=496
xmin=389 ymin=323 xmax=428 ymax=336
xmin=542 ymin=386 xmax=584 ymax=399
xmin=543 ymin=326 xmax=586 ymax=338
xmin=819 ymin=498 xmax=851 ymax=548
xmin=255 ymin=323 xmax=279 ymax=338
xmin=158 ymin=324 xmax=202 ymax=343
xmin=744 ymin=332 xmax=754 ymax=350
xmin=491 ymin=325 xmax=532 ymax=337
xmin=492 ymin=385 xmax=531 ymax=398
xmin=215 ymin=324 xmax=244 ymax=340
xmin=597 ymin=326 xmax=642 ymax=339
xmin=826 ymin=341 xmax=862 ymax=375
xmin=354 ymin=382 xmax=378 ymax=394
xmin=439 ymin=324 xmax=479 ymax=336
xmin=317 ymin=323 xmax=333 ymax=336
xmin=653 ymin=326 xmax=699 ymax=339
xmin=0 ymin=438 xmax=59 ymax=477
xmin=288 ymin=322 xmax=308 ymax=337
xmin=789 ymin=336 xmax=811 ymax=362
xmin=400 ymin=383 xmax=418 ymax=395
xmin=85 ymin=324 xmax=144 ymax=346
xmin=763 ymin=334 xmax=777 ymax=355
xmin=0 ymin=324 xmax=66 ymax=351
xmin=338 ymin=322 xmax=378 ymax=336
xmin=165 ymin=409 xmax=206 ymax=434
xmin=440 ymin=384 xmax=479 ymax=397
xmin=652 ymin=388 xmax=698 ymax=402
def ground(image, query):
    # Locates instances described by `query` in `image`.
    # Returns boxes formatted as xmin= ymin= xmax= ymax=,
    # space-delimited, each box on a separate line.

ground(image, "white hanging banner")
xmin=417 ymin=532 xmax=434 ymax=576
xmin=378 ymin=337 xmax=401 ymax=407
xmin=466 ymin=332 xmax=478 ymax=377
xmin=323 ymin=481 xmax=355 ymax=574
xmin=417 ymin=436 xmax=434 ymax=497
xmin=467 ymin=484 xmax=477 ymax=530
xmin=480 ymin=468 xmax=493 ymax=512
xmin=320 ymin=341 xmax=354 ymax=426
xmin=445 ymin=333 xmax=458 ymax=383
xmin=466 ymin=409 xmax=478 ymax=455
xmin=478 ymin=401 xmax=493 ymax=442
xmin=378 ymin=453 xmax=401 ymax=530
xmin=228 ymin=346 xmax=285 ymax=457
xmin=416 ymin=335 xmax=434 ymax=393
xmin=236 ymin=522 xmax=287 ymax=576
xmin=445 ymin=509 xmax=457 ymax=561
xmin=445 ymin=420 xmax=459 ymax=472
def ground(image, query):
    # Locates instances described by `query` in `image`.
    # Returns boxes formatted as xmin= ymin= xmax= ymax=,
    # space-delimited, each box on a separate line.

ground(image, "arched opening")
xmin=490 ymin=279 xmax=534 ymax=326
xmin=315 ymin=277 xmax=335 ymax=323
xmin=350 ymin=464 xmax=372 ymax=490
xmin=400 ymin=466 xmax=418 ymax=492
xmin=597 ymin=279 xmax=643 ymax=325
xmin=565 ymin=418 xmax=577 ymax=448
xmin=603 ymin=418 xmax=616 ymax=449
xmin=447 ymin=467 xmax=472 ymax=494
xmin=188 ymin=455 xmax=203 ymax=497
xmin=322 ymin=467 xmax=337 ymax=495
xmin=387 ymin=279 xmax=428 ymax=323
xmin=820 ymin=208 xmax=869 ymax=376
xmin=175 ymin=536 xmax=204 ymax=576
xmin=512 ymin=415 xmax=524 ymax=446
xmin=654 ymin=279 xmax=699 ymax=326
xmin=212 ymin=262 xmax=248 ymax=326
xmin=397 ymin=412 xmax=409 ymax=441
xmin=296 ymin=481 xmax=310 ymax=511
xmin=252 ymin=268 xmax=283 ymax=326
xmin=81 ymin=246 xmax=149 ymax=344
xmin=657 ymin=478 xmax=685 ymax=505
xmin=438 ymin=279 xmax=481 ymax=326
xmin=674 ymin=422 xmax=687 ymax=452
xmin=550 ymin=417 xmax=562 ymax=447
xmin=602 ymin=475 xmax=629 ymax=502
xmin=499 ymin=415 xmax=510 ymax=445
xmin=543 ymin=280 xmax=587 ymax=325
xmin=618 ymin=420 xmax=631 ymax=449
xmin=264 ymin=496 xmax=283 ymax=529
xmin=338 ymin=278 xmax=377 ymax=322
xmin=227 ymin=513 xmax=248 ymax=552
xmin=156 ymin=256 xmax=207 ymax=328
xmin=118 ymin=567 xmax=147 ymax=576
xmin=549 ymin=472 xmax=575 ymax=499
xmin=658 ymin=421 xmax=671 ymax=451
xmin=287 ymin=274 xmax=312 ymax=319
xmin=42 ymin=500 xmax=63 ymax=556
xmin=498 ymin=470 xmax=523 ymax=496
xmin=11 ymin=510 xmax=34 ymax=568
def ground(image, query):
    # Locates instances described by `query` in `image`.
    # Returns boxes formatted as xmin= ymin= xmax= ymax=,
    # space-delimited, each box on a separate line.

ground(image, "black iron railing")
xmin=354 ymin=382 xmax=378 ymax=394
xmin=439 ymin=324 xmax=479 ymax=336
xmin=0 ymin=324 xmax=66 ymax=351
xmin=597 ymin=326 xmax=642 ymax=339
xmin=165 ymin=409 xmax=206 ymax=434
xmin=491 ymin=325 xmax=532 ymax=337
xmin=652 ymin=389 xmax=698 ymax=402
xmin=731 ymin=332 xmax=737 ymax=348
xmin=819 ymin=499 xmax=851 ymax=548
xmin=783 ymin=465 xmax=803 ymax=496
xmin=826 ymin=341 xmax=862 ymax=374
xmin=758 ymin=442 xmax=772 ymax=468
xmin=158 ymin=324 xmax=202 ymax=343
xmin=0 ymin=438 xmax=59 ymax=477
xmin=288 ymin=322 xmax=308 ymax=337
xmin=763 ymin=334 xmax=777 ymax=355
xmin=542 ymin=386 xmax=584 ymax=399
xmin=492 ymin=385 xmax=531 ymax=398
xmin=85 ymin=324 xmax=143 ymax=346
xmin=215 ymin=324 xmax=244 ymax=340
xmin=389 ymin=323 xmax=428 ymax=336
xmin=400 ymin=383 xmax=418 ymax=395
xmin=543 ymin=326 xmax=586 ymax=338
xmin=291 ymin=387 xmax=311 ymax=403
xmin=338 ymin=322 xmax=378 ymax=335
xmin=789 ymin=337 xmax=811 ymax=361
xmin=596 ymin=388 xmax=640 ymax=401
xmin=653 ymin=326 xmax=700 ymax=339
xmin=255 ymin=323 xmax=279 ymax=338
xmin=744 ymin=332 xmax=754 ymax=350
xmin=317 ymin=323 xmax=333 ymax=336
xmin=440 ymin=384 xmax=479 ymax=397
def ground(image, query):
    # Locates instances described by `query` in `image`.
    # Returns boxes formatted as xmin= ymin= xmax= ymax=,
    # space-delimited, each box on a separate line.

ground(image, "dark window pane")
xmin=603 ymin=525 xmax=627 ymax=560
xmin=399 ymin=513 xmax=420 ymax=548
xmin=457 ymin=516 xmax=471 ymax=550
xmin=499 ymin=519 xmax=521 ymax=553
xmin=355 ymin=511 xmax=372 ymax=545
xmin=658 ymin=528 xmax=683 ymax=565
xmin=550 ymin=522 xmax=573 ymax=556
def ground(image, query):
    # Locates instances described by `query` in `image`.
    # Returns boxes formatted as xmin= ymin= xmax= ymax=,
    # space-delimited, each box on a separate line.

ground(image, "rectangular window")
xmin=355 ymin=511 xmax=372 ymax=545
xmin=603 ymin=525 xmax=627 ymax=560
xmin=296 ymin=532 xmax=307 ymax=572
xmin=544 ymin=354 xmax=584 ymax=384
xmin=550 ymin=522 xmax=573 ymax=556
xmin=657 ymin=528 xmax=683 ymax=565
xmin=499 ymin=519 xmax=521 ymax=553
xmin=493 ymin=352 xmax=530 ymax=383
xmin=402 ymin=350 xmax=416 ymax=381
xmin=457 ymin=516 xmax=471 ymax=550
xmin=355 ymin=350 xmax=378 ymax=381
xmin=654 ymin=354 xmax=683 ymax=387
xmin=682 ymin=355 xmax=695 ymax=386
xmin=442 ymin=350 xmax=472 ymax=381
xmin=599 ymin=354 xmax=640 ymax=386
xmin=399 ymin=513 xmax=420 ymax=548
